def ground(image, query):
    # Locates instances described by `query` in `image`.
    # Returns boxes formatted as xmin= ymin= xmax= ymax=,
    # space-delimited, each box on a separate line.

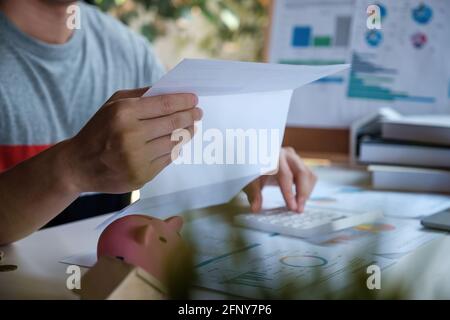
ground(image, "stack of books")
xmin=357 ymin=114 xmax=450 ymax=193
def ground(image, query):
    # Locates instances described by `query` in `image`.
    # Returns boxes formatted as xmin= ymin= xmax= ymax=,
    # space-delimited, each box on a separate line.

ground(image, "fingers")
xmin=136 ymin=93 xmax=199 ymax=119
xmin=141 ymin=108 xmax=202 ymax=141
xmin=244 ymin=177 xmax=266 ymax=213
xmin=106 ymin=87 xmax=150 ymax=103
xmin=277 ymin=154 xmax=298 ymax=212
xmin=105 ymin=91 xmax=202 ymax=140
xmin=144 ymin=126 xmax=195 ymax=162
xmin=285 ymin=148 xmax=317 ymax=213
xmin=148 ymin=153 xmax=173 ymax=178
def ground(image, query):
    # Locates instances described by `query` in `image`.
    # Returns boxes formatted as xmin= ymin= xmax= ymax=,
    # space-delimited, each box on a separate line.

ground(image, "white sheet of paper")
xmin=99 ymin=59 xmax=348 ymax=227
xmin=310 ymin=189 xmax=450 ymax=219
xmin=59 ymin=252 xmax=97 ymax=268
xmin=307 ymin=217 xmax=445 ymax=258
xmin=147 ymin=59 xmax=350 ymax=96
xmin=260 ymin=183 xmax=450 ymax=219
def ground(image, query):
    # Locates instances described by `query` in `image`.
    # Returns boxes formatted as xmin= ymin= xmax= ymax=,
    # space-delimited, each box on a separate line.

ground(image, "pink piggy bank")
xmin=97 ymin=214 xmax=184 ymax=284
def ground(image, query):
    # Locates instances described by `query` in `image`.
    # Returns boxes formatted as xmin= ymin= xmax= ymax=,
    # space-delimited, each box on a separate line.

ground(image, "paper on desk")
xmin=184 ymin=213 xmax=276 ymax=266
xmin=180 ymin=213 xmax=396 ymax=298
xmin=310 ymin=189 xmax=450 ymax=219
xmin=258 ymin=184 xmax=450 ymax=219
xmin=60 ymin=252 xmax=97 ymax=268
xmin=193 ymin=228 xmax=394 ymax=299
xmin=307 ymin=217 xmax=445 ymax=259
xmin=99 ymin=59 xmax=349 ymax=228
xmin=62 ymin=212 xmax=273 ymax=269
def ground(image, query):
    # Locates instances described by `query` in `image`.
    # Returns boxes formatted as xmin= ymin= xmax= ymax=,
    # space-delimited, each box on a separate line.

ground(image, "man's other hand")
xmin=244 ymin=147 xmax=317 ymax=213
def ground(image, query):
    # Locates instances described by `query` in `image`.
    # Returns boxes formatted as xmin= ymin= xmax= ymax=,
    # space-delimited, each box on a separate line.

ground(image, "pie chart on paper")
xmin=280 ymin=255 xmax=328 ymax=268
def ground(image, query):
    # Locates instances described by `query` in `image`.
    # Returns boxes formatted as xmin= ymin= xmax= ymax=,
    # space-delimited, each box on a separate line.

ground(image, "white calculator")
xmin=234 ymin=206 xmax=383 ymax=238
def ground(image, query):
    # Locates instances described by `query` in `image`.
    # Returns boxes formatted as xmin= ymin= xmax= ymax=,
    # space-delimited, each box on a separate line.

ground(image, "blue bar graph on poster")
xmin=292 ymin=26 xmax=311 ymax=47
xmin=315 ymin=76 xmax=345 ymax=83
xmin=347 ymin=53 xmax=436 ymax=103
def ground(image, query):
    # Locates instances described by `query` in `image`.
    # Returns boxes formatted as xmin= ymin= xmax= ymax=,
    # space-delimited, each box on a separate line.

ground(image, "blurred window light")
xmin=220 ymin=9 xmax=239 ymax=31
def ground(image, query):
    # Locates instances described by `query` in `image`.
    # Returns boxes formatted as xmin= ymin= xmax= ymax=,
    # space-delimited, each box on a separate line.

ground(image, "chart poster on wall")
xmin=269 ymin=0 xmax=355 ymax=128
xmin=268 ymin=0 xmax=450 ymax=128
xmin=347 ymin=0 xmax=450 ymax=117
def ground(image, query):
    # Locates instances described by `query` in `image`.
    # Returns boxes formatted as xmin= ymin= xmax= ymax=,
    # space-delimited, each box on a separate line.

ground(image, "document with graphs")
xmin=269 ymin=0 xmax=450 ymax=127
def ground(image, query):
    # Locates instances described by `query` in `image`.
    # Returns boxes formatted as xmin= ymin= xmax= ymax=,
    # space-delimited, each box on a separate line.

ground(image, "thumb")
xmin=105 ymin=86 xmax=151 ymax=103
xmin=244 ymin=177 xmax=267 ymax=213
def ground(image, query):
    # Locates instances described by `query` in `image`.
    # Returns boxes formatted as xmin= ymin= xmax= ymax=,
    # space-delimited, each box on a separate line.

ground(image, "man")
xmin=0 ymin=0 xmax=316 ymax=245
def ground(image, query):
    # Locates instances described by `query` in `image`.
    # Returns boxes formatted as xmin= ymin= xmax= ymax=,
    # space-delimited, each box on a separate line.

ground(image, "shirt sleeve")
xmin=140 ymin=40 xmax=166 ymax=87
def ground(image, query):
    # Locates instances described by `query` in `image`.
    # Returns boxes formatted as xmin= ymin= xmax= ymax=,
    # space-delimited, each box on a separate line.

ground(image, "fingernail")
xmin=194 ymin=108 xmax=203 ymax=121
xmin=191 ymin=94 xmax=199 ymax=106
xmin=289 ymin=200 xmax=297 ymax=212
xmin=298 ymin=198 xmax=304 ymax=208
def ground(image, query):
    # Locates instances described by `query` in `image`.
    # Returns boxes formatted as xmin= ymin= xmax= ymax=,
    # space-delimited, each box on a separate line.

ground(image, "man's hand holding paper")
xmin=68 ymin=88 xmax=203 ymax=194
xmin=101 ymin=59 xmax=349 ymax=226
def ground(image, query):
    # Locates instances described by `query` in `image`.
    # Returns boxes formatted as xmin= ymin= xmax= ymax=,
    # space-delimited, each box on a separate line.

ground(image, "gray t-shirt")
xmin=0 ymin=2 xmax=165 ymax=170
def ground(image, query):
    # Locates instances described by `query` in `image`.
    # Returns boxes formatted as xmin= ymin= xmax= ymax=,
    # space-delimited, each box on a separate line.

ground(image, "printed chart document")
xmin=186 ymin=213 xmax=439 ymax=298
xmin=307 ymin=216 xmax=445 ymax=259
xmin=261 ymin=184 xmax=450 ymax=219
xmin=99 ymin=59 xmax=348 ymax=227
xmin=346 ymin=0 xmax=450 ymax=120
xmin=268 ymin=0 xmax=450 ymax=127
xmin=189 ymin=217 xmax=394 ymax=299
xmin=269 ymin=0 xmax=355 ymax=128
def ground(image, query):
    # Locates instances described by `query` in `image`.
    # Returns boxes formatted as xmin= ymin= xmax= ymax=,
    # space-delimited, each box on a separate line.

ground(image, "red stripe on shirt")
xmin=0 ymin=144 xmax=52 ymax=172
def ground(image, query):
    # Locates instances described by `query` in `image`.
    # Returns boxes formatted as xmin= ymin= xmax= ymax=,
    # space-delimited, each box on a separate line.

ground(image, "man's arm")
xmin=0 ymin=140 xmax=80 ymax=244
xmin=0 ymin=88 xmax=201 ymax=245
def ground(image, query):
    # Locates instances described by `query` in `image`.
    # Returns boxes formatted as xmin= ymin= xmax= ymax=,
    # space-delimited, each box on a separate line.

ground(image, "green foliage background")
xmin=91 ymin=0 xmax=269 ymax=61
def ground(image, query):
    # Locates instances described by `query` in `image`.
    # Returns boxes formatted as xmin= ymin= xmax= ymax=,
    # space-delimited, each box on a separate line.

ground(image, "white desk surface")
xmin=1 ymin=165 xmax=450 ymax=299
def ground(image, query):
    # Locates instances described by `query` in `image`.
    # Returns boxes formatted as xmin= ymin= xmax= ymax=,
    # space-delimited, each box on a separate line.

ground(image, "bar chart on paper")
xmin=348 ymin=53 xmax=436 ymax=103
xmin=268 ymin=0 xmax=355 ymax=127
xmin=291 ymin=17 xmax=349 ymax=49
xmin=269 ymin=0 xmax=450 ymax=127
xmin=270 ymin=0 xmax=353 ymax=74
xmin=347 ymin=0 xmax=450 ymax=113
